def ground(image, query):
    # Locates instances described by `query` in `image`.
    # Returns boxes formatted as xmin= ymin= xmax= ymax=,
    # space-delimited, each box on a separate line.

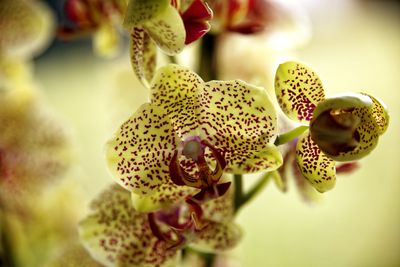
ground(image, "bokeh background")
xmin=30 ymin=0 xmax=400 ymax=266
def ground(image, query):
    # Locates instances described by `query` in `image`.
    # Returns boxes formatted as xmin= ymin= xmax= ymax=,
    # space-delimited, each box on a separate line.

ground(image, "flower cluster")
xmin=70 ymin=3 xmax=390 ymax=267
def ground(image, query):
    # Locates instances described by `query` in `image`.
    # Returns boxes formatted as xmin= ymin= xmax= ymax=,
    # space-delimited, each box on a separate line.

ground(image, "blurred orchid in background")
xmin=0 ymin=0 xmax=54 ymax=88
xmin=59 ymin=0 xmax=127 ymax=57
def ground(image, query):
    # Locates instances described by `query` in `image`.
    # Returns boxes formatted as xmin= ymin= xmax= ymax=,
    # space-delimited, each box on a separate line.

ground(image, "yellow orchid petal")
xmin=151 ymin=64 xmax=203 ymax=138
xmin=201 ymin=179 xmax=234 ymax=222
xmin=129 ymin=27 xmax=157 ymax=87
xmin=363 ymin=93 xmax=389 ymax=135
xmin=131 ymin=181 xmax=199 ymax=213
xmin=79 ymin=185 xmax=180 ymax=267
xmin=105 ymin=103 xmax=177 ymax=195
xmin=275 ymin=61 xmax=325 ymax=123
xmin=200 ymin=80 xmax=281 ymax=173
xmin=190 ymin=221 xmax=242 ymax=253
xmin=310 ymin=93 xmax=385 ymax=161
xmin=123 ymin=0 xmax=170 ymax=27
xmin=296 ymin=131 xmax=336 ymax=193
xmin=142 ymin=4 xmax=186 ymax=55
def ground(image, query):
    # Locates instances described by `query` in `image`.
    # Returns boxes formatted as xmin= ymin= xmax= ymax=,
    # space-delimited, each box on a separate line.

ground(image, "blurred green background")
xmin=34 ymin=0 xmax=400 ymax=266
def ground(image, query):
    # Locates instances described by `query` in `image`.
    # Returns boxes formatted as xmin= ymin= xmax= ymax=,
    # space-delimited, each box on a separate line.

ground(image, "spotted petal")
xmin=275 ymin=61 xmax=325 ymax=123
xmin=123 ymin=0 xmax=170 ymax=26
xmin=201 ymin=178 xmax=234 ymax=222
xmin=105 ymin=103 xmax=177 ymax=195
xmin=79 ymin=185 xmax=180 ymax=267
xmin=295 ymin=131 xmax=336 ymax=193
xmin=129 ymin=27 xmax=157 ymax=87
xmin=333 ymin=104 xmax=380 ymax=161
xmin=150 ymin=64 xmax=203 ymax=138
xmin=200 ymin=80 xmax=282 ymax=173
xmin=363 ymin=93 xmax=389 ymax=135
xmin=142 ymin=4 xmax=186 ymax=55
xmin=190 ymin=221 xmax=242 ymax=253
xmin=131 ymin=181 xmax=199 ymax=212
xmin=311 ymin=93 xmax=381 ymax=161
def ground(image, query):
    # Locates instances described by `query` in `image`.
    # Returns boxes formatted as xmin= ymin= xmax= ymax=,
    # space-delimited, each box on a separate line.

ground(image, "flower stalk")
xmin=274 ymin=125 xmax=309 ymax=146
xmin=198 ymin=33 xmax=217 ymax=81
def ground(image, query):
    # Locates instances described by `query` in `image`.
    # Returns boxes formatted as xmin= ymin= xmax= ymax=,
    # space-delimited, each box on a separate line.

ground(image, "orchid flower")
xmin=105 ymin=64 xmax=282 ymax=212
xmin=0 ymin=88 xmax=70 ymax=202
xmin=0 ymin=0 xmax=54 ymax=87
xmin=124 ymin=0 xmax=212 ymax=86
xmin=274 ymin=61 xmax=389 ymax=193
xmin=79 ymin=184 xmax=242 ymax=267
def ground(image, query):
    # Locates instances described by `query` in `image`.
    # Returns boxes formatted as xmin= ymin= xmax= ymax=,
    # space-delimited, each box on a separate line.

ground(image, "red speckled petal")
xmin=275 ymin=61 xmax=325 ymax=123
xmin=190 ymin=221 xmax=242 ymax=253
xmin=200 ymin=80 xmax=282 ymax=173
xmin=131 ymin=180 xmax=200 ymax=212
xmin=150 ymin=64 xmax=203 ymax=138
xmin=296 ymin=131 xmax=336 ymax=193
xmin=129 ymin=27 xmax=156 ymax=87
xmin=332 ymin=103 xmax=380 ymax=162
xmin=123 ymin=0 xmax=169 ymax=26
xmin=105 ymin=103 xmax=177 ymax=195
xmin=79 ymin=185 xmax=180 ymax=267
xmin=362 ymin=93 xmax=389 ymax=135
xmin=201 ymin=179 xmax=234 ymax=222
xmin=142 ymin=4 xmax=186 ymax=55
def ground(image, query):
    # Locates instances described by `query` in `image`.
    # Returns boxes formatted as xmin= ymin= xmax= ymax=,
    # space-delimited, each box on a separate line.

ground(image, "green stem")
xmin=274 ymin=125 xmax=309 ymax=146
xmin=233 ymin=174 xmax=243 ymax=213
xmin=198 ymin=34 xmax=217 ymax=81
xmin=203 ymin=252 xmax=216 ymax=267
xmin=0 ymin=211 xmax=16 ymax=267
xmin=168 ymin=55 xmax=178 ymax=64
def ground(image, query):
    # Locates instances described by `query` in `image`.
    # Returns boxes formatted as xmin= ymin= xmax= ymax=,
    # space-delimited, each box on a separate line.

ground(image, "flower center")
xmin=310 ymin=109 xmax=361 ymax=156
xmin=181 ymin=136 xmax=204 ymax=161
xmin=148 ymin=201 xmax=206 ymax=249
xmin=169 ymin=136 xmax=231 ymax=202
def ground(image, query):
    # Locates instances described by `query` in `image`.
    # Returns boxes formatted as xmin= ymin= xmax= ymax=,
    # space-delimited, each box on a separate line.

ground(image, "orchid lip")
xmin=148 ymin=199 xmax=207 ymax=249
xmin=169 ymin=137 xmax=227 ymax=191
